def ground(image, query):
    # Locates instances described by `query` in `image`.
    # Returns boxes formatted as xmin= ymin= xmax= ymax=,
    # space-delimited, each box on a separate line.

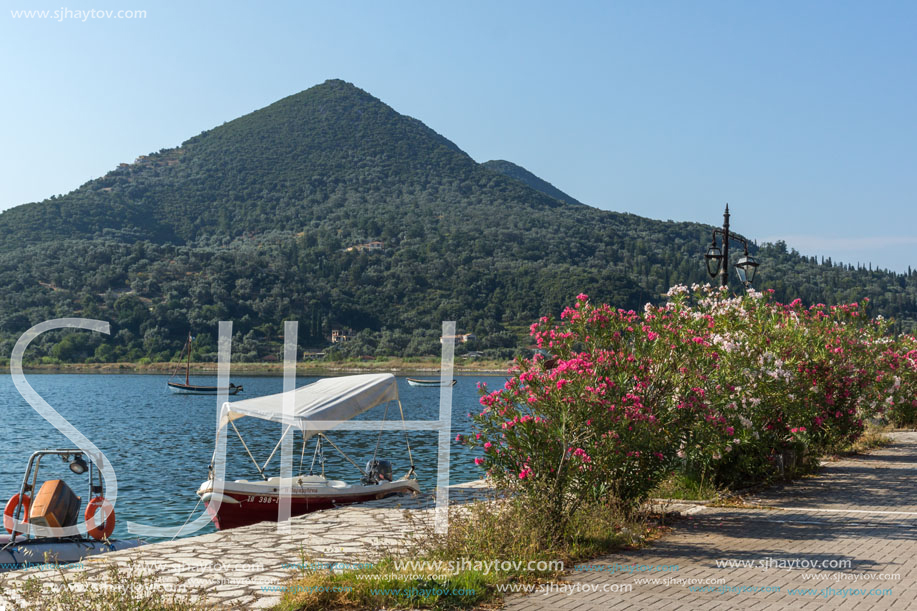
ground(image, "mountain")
xmin=483 ymin=160 xmax=583 ymax=206
xmin=0 ymin=79 xmax=914 ymax=363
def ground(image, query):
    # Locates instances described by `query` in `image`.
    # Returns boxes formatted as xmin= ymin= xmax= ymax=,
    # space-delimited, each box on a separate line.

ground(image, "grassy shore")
xmin=12 ymin=357 xmax=512 ymax=376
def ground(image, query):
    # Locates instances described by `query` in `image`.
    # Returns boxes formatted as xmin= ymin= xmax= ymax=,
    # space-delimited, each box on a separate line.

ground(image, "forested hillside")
xmin=0 ymin=80 xmax=914 ymax=363
xmin=482 ymin=159 xmax=583 ymax=206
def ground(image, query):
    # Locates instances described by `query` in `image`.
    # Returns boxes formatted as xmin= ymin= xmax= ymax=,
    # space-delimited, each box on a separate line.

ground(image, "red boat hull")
xmin=203 ymin=487 xmax=415 ymax=530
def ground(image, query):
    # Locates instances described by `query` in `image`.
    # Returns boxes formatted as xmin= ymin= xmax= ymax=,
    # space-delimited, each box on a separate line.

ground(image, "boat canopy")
xmin=218 ymin=373 xmax=399 ymax=433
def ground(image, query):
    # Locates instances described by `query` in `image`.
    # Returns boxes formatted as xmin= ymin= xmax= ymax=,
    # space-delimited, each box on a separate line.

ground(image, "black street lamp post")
xmin=704 ymin=204 xmax=760 ymax=289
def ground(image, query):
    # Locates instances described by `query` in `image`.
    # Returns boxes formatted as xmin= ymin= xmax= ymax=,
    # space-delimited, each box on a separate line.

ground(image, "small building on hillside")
xmin=344 ymin=240 xmax=384 ymax=253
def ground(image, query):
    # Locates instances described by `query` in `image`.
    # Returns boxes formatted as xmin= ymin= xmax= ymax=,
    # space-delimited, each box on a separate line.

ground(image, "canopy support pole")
xmin=308 ymin=435 xmax=319 ymax=475
xmin=261 ymin=425 xmax=294 ymax=473
xmin=229 ymin=418 xmax=268 ymax=481
xmin=370 ymin=402 xmax=391 ymax=464
xmin=319 ymin=433 xmax=366 ymax=476
xmin=299 ymin=430 xmax=307 ymax=475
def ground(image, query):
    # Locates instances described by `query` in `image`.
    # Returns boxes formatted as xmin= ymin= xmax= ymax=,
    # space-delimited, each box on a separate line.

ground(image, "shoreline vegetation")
xmin=10 ymin=358 xmax=512 ymax=376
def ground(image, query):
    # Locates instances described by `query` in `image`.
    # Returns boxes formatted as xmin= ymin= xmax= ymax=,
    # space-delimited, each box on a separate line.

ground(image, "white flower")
xmin=665 ymin=284 xmax=690 ymax=297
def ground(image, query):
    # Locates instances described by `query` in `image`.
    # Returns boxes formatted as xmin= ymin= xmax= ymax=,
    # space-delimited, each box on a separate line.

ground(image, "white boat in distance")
xmin=406 ymin=378 xmax=456 ymax=387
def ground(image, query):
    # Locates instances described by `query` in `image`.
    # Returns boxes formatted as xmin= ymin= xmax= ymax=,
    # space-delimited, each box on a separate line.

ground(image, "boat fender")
xmin=85 ymin=497 xmax=115 ymax=540
xmin=3 ymin=494 xmax=31 ymax=534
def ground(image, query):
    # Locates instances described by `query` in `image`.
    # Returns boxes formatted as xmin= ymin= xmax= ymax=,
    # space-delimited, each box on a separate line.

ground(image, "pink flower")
xmin=484 ymin=442 xmax=492 ymax=450
xmin=571 ymin=448 xmax=592 ymax=463
xmin=474 ymin=457 xmax=484 ymax=466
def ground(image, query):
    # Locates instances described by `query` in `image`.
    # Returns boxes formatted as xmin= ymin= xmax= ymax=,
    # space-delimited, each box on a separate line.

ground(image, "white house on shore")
xmin=440 ymin=333 xmax=476 ymax=344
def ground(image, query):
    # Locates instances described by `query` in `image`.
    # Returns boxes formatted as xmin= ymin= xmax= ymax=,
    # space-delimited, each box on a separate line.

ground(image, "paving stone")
xmin=503 ymin=431 xmax=917 ymax=611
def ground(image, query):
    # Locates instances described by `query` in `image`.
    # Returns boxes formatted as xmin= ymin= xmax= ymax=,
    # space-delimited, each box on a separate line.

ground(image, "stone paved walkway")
xmin=0 ymin=481 xmax=496 ymax=609
xmin=504 ymin=431 xmax=917 ymax=611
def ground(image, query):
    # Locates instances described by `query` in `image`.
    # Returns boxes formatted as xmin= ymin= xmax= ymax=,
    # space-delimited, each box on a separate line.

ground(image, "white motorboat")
xmin=197 ymin=374 xmax=420 ymax=530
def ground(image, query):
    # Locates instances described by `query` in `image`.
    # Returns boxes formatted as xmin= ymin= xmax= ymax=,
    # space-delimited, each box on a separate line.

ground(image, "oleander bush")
xmin=876 ymin=333 xmax=917 ymax=427
xmin=468 ymin=284 xmax=916 ymax=523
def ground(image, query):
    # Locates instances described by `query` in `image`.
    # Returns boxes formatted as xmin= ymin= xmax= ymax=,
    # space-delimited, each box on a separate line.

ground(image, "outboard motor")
xmin=362 ymin=459 xmax=393 ymax=485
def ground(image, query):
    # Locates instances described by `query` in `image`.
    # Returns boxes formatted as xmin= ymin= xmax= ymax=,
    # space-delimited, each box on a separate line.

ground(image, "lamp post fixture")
xmin=704 ymin=204 xmax=760 ymax=289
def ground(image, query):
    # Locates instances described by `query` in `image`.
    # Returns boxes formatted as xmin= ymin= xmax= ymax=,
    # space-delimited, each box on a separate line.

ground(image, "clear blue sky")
xmin=2 ymin=1 xmax=915 ymax=272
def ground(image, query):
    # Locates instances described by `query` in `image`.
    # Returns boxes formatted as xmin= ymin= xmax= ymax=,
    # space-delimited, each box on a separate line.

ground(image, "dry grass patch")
xmin=274 ymin=494 xmax=653 ymax=610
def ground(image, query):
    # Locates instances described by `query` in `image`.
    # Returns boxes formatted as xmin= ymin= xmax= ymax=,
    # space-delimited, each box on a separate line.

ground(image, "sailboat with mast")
xmin=167 ymin=332 xmax=243 ymax=395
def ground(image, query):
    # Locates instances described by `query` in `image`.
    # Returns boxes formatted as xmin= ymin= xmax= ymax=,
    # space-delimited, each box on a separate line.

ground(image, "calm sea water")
xmin=0 ymin=373 xmax=506 ymax=541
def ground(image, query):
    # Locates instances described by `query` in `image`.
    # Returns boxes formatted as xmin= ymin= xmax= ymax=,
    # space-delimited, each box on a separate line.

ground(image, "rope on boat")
xmin=167 ymin=335 xmax=189 ymax=381
xmin=170 ymin=494 xmax=203 ymax=542
xmin=396 ymin=399 xmax=415 ymax=475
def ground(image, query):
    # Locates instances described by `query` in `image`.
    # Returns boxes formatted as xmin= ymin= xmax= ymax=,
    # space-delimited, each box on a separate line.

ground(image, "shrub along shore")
xmin=6 ymin=357 xmax=510 ymax=375
xmin=467 ymin=285 xmax=917 ymax=518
